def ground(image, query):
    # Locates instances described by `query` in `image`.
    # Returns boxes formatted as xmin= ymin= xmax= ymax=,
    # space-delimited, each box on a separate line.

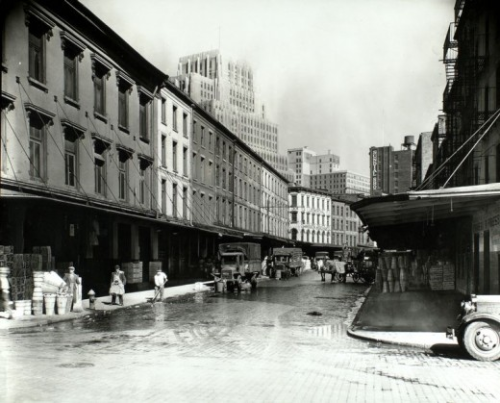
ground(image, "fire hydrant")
xmin=88 ymin=289 xmax=96 ymax=310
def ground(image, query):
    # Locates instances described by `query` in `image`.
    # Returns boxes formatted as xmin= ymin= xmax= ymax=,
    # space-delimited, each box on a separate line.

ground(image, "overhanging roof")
xmin=351 ymin=183 xmax=500 ymax=228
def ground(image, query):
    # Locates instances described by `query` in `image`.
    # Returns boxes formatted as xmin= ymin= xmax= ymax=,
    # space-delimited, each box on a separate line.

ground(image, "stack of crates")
xmin=122 ymin=261 xmax=143 ymax=284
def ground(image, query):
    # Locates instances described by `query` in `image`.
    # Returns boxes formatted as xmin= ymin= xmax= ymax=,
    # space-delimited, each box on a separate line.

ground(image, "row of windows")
xmin=28 ymin=20 xmax=156 ymax=142
xmin=290 ymin=195 xmax=331 ymax=210
xmin=290 ymin=212 xmax=330 ymax=227
xmin=291 ymin=229 xmax=331 ymax=244
xmin=28 ymin=114 xmax=151 ymax=205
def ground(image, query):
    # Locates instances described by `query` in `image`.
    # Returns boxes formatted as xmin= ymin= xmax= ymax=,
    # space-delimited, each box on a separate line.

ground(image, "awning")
xmin=351 ymin=183 xmax=500 ymax=228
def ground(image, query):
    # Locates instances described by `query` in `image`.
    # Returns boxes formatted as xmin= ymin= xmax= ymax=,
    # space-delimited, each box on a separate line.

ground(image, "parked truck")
xmin=271 ymin=248 xmax=303 ymax=277
xmin=451 ymin=294 xmax=500 ymax=361
xmin=218 ymin=243 xmax=261 ymax=291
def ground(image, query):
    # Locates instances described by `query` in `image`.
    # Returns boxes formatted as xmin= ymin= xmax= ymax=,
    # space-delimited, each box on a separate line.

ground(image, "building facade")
xmin=288 ymin=187 xmax=332 ymax=245
xmin=369 ymin=137 xmax=416 ymax=195
xmin=174 ymin=50 xmax=289 ymax=174
xmin=414 ymin=132 xmax=433 ymax=187
xmin=1 ymin=0 xmax=292 ymax=298
xmin=441 ymin=0 xmax=500 ymax=188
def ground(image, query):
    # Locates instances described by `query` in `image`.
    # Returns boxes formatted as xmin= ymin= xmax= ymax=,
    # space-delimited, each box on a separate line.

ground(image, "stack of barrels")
xmin=32 ymin=271 xmax=44 ymax=315
xmin=377 ymin=252 xmax=410 ymax=293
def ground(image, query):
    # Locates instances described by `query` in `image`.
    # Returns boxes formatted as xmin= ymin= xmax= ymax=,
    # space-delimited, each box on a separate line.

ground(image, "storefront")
xmin=351 ymin=184 xmax=500 ymax=296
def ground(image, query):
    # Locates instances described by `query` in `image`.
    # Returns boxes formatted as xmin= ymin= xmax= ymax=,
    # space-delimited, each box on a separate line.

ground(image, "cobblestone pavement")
xmin=1 ymin=271 xmax=500 ymax=403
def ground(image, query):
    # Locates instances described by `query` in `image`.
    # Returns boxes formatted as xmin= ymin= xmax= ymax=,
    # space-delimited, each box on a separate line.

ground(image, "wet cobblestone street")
xmin=2 ymin=271 xmax=500 ymax=402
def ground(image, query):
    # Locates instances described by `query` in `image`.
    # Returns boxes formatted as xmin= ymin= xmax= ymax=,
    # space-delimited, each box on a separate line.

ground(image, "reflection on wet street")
xmin=3 ymin=271 xmax=369 ymax=354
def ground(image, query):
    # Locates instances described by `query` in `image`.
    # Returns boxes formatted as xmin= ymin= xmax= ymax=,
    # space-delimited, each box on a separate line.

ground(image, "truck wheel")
xmin=463 ymin=321 xmax=500 ymax=361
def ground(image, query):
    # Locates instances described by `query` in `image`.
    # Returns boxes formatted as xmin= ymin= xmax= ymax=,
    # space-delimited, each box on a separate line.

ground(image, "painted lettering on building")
xmin=371 ymin=150 xmax=378 ymax=190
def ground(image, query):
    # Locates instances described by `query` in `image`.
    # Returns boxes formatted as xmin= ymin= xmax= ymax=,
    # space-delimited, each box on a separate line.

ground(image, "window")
xmin=172 ymin=183 xmax=178 ymax=218
xmin=117 ymin=72 xmax=133 ymax=130
xmin=201 ymin=126 xmax=205 ymax=147
xmin=161 ymin=135 xmax=166 ymax=167
xmin=161 ymin=179 xmax=167 ymax=213
xmin=28 ymin=21 xmax=47 ymax=83
xmin=64 ymin=132 xmax=78 ymax=187
xmin=93 ymin=136 xmax=110 ymax=196
xmin=200 ymin=156 xmax=205 ymax=182
xmin=172 ymin=105 xmax=178 ymax=132
xmin=29 ymin=119 xmax=46 ymax=179
xmin=63 ymin=51 xmax=78 ymax=101
xmin=291 ymin=195 xmax=297 ymax=207
xmin=183 ymin=147 xmax=188 ymax=176
xmin=138 ymin=156 xmax=152 ymax=205
xmin=161 ymin=97 xmax=166 ymax=124
xmin=26 ymin=104 xmax=54 ymax=180
xmin=172 ymin=141 xmax=178 ymax=172
xmin=118 ymin=157 xmax=128 ymax=201
xmin=183 ymin=113 xmax=188 ymax=137
xmin=139 ymin=91 xmax=152 ymax=141
xmin=183 ymin=187 xmax=188 ymax=219
xmin=291 ymin=212 xmax=298 ymax=223
xmin=139 ymin=166 xmax=146 ymax=204
xmin=91 ymin=54 xmax=111 ymax=119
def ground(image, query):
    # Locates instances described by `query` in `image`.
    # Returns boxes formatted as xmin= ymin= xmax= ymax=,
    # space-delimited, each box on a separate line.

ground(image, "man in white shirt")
xmin=154 ymin=268 xmax=168 ymax=302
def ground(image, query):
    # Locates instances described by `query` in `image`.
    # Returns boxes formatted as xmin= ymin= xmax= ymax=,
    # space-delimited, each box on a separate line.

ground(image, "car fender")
xmin=458 ymin=313 xmax=500 ymax=334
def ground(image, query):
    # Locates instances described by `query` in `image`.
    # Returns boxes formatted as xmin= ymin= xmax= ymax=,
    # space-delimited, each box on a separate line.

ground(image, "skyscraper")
xmin=173 ymin=50 xmax=288 ymax=173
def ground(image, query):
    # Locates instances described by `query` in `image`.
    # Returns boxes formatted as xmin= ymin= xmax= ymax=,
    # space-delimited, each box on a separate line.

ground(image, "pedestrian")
xmin=109 ymin=265 xmax=126 ymax=306
xmin=0 ymin=267 xmax=13 ymax=319
xmin=153 ymin=267 xmax=168 ymax=302
xmin=333 ymin=255 xmax=347 ymax=283
xmin=63 ymin=265 xmax=81 ymax=311
xmin=261 ymin=256 xmax=268 ymax=276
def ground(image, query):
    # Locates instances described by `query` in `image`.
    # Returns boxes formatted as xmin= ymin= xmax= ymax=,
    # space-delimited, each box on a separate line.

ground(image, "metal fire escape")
xmin=442 ymin=0 xmax=489 ymax=187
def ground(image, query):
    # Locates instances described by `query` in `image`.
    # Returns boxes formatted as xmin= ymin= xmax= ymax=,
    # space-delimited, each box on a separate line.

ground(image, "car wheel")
xmin=352 ymin=273 xmax=360 ymax=283
xmin=463 ymin=321 xmax=500 ymax=361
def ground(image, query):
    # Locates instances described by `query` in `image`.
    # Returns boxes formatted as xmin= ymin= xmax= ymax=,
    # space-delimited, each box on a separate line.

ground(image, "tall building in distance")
xmin=287 ymin=147 xmax=369 ymax=195
xmin=173 ymin=50 xmax=288 ymax=174
xmin=369 ymin=136 xmax=417 ymax=195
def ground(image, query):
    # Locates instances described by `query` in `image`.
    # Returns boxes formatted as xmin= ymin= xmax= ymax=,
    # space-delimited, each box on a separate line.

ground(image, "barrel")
xmin=14 ymin=300 xmax=26 ymax=317
xmin=23 ymin=300 xmax=32 ymax=316
xmin=275 ymin=269 xmax=282 ymax=280
xmin=32 ymin=300 xmax=43 ymax=316
xmin=56 ymin=294 xmax=68 ymax=315
xmin=44 ymin=293 xmax=56 ymax=315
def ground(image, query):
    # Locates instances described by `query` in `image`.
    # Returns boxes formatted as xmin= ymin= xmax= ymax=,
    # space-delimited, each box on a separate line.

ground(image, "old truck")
xmin=452 ymin=294 xmax=500 ymax=361
xmin=218 ymin=243 xmax=261 ymax=291
xmin=272 ymin=248 xmax=303 ymax=277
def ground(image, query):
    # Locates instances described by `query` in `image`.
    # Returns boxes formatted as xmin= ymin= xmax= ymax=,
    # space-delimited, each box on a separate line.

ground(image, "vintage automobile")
xmin=452 ymin=294 xmax=500 ymax=361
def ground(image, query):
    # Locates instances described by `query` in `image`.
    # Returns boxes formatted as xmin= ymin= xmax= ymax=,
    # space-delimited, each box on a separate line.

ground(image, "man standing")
xmin=109 ymin=265 xmax=126 ymax=306
xmin=154 ymin=268 xmax=168 ymax=302
xmin=63 ymin=265 xmax=81 ymax=311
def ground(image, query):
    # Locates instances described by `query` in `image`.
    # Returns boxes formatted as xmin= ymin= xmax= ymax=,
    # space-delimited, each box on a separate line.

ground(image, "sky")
xmin=80 ymin=0 xmax=456 ymax=176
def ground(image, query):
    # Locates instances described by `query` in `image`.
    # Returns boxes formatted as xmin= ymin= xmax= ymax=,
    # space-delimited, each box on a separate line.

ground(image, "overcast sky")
xmin=80 ymin=0 xmax=455 ymax=175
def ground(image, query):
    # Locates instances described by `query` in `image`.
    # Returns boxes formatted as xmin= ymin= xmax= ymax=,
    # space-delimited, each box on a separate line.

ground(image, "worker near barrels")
xmin=109 ymin=265 xmax=127 ymax=306
xmin=63 ymin=265 xmax=81 ymax=311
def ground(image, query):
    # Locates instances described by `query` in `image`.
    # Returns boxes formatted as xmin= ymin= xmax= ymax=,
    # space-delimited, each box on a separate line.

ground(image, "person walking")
xmin=0 ymin=267 xmax=13 ymax=319
xmin=109 ymin=265 xmax=126 ymax=306
xmin=153 ymin=268 xmax=168 ymax=302
xmin=63 ymin=265 xmax=81 ymax=311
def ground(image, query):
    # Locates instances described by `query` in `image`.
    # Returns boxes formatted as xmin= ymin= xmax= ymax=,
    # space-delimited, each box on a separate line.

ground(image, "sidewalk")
xmin=348 ymin=285 xmax=465 ymax=349
xmin=0 ymin=280 xmax=215 ymax=331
